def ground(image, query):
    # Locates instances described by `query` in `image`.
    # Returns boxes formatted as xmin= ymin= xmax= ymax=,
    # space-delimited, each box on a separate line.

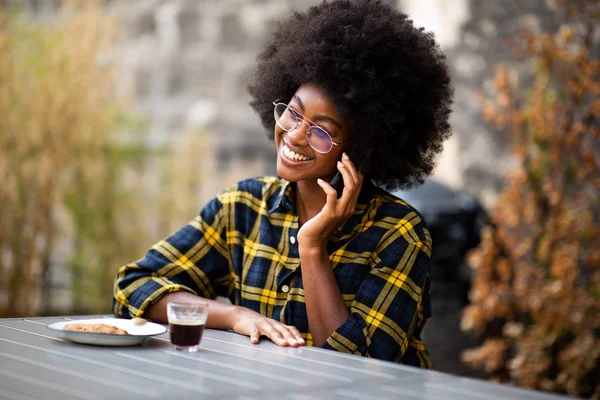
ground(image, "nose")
xmin=287 ymin=121 xmax=310 ymax=146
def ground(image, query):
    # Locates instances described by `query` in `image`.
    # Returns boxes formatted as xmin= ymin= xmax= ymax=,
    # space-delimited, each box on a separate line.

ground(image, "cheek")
xmin=318 ymin=151 xmax=343 ymax=168
xmin=274 ymin=126 xmax=284 ymax=142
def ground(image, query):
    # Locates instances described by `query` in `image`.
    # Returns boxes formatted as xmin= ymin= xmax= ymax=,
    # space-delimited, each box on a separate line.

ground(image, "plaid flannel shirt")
xmin=113 ymin=176 xmax=432 ymax=367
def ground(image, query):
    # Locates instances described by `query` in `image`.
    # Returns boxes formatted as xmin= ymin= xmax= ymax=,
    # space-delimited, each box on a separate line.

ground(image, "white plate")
xmin=47 ymin=318 xmax=167 ymax=346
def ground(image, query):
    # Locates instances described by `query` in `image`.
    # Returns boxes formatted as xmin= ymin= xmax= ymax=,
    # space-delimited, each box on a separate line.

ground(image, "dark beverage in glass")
xmin=169 ymin=322 xmax=205 ymax=348
xmin=166 ymin=301 xmax=208 ymax=352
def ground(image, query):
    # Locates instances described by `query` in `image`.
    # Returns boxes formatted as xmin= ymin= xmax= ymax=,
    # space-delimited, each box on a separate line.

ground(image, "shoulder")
xmin=360 ymin=188 xmax=432 ymax=272
xmin=216 ymin=176 xmax=285 ymax=204
xmin=367 ymin=186 xmax=430 ymax=246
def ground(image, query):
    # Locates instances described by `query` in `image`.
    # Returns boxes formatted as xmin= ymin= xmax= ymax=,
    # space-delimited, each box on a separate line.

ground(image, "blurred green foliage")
xmin=0 ymin=3 xmax=168 ymax=316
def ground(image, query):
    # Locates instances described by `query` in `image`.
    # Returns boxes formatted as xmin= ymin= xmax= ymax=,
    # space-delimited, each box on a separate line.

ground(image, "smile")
xmin=282 ymin=143 xmax=312 ymax=162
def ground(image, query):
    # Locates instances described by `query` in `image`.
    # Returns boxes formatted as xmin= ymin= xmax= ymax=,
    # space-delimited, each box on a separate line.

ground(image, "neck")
xmin=294 ymin=178 xmax=330 ymax=225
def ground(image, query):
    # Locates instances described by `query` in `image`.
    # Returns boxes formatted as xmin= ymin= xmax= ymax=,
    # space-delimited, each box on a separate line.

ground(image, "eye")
xmin=288 ymin=107 xmax=302 ymax=122
xmin=314 ymin=127 xmax=331 ymax=138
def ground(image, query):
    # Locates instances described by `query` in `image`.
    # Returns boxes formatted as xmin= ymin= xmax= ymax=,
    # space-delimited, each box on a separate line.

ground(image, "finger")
xmin=316 ymin=178 xmax=338 ymax=214
xmin=271 ymin=322 xmax=300 ymax=346
xmin=274 ymin=322 xmax=306 ymax=347
xmin=261 ymin=321 xmax=288 ymax=346
xmin=286 ymin=325 xmax=306 ymax=345
xmin=334 ymin=161 xmax=360 ymax=213
xmin=342 ymin=154 xmax=366 ymax=205
xmin=250 ymin=327 xmax=260 ymax=344
xmin=339 ymin=154 xmax=363 ymax=208
xmin=336 ymin=160 xmax=357 ymax=193
xmin=341 ymin=153 xmax=360 ymax=184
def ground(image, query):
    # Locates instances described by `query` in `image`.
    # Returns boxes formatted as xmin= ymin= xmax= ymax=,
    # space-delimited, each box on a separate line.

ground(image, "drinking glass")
xmin=166 ymin=302 xmax=208 ymax=352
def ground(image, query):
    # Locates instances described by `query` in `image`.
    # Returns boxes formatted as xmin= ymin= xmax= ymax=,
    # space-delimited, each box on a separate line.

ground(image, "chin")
xmin=276 ymin=163 xmax=300 ymax=182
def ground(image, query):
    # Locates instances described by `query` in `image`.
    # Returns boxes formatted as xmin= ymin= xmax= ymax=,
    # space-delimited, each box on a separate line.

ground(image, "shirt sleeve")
xmin=112 ymin=197 xmax=233 ymax=318
xmin=322 ymin=222 xmax=432 ymax=365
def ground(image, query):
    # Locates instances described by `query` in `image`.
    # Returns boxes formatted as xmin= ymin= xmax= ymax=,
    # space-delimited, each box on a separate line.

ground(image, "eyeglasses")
xmin=273 ymin=102 xmax=346 ymax=154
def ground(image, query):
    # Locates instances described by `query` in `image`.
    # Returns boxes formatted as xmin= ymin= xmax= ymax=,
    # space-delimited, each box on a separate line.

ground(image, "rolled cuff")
xmin=114 ymin=277 xmax=198 ymax=318
xmin=322 ymin=312 xmax=369 ymax=356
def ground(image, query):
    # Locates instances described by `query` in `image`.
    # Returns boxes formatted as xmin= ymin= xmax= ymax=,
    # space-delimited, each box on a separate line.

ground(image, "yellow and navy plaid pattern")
xmin=113 ymin=176 xmax=432 ymax=367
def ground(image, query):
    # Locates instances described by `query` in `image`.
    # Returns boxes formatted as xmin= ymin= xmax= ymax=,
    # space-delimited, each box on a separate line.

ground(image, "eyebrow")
xmin=292 ymin=95 xmax=344 ymax=129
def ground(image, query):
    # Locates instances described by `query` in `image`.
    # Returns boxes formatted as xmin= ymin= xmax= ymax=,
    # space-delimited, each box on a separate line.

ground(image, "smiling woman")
xmin=113 ymin=0 xmax=453 ymax=367
xmin=274 ymin=84 xmax=349 ymax=187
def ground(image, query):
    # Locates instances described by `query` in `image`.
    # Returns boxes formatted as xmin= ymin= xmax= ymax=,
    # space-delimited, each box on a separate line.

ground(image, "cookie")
xmin=63 ymin=323 xmax=130 ymax=335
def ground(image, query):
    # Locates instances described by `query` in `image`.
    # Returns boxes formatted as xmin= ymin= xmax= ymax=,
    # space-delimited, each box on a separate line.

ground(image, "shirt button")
xmin=281 ymin=285 xmax=290 ymax=293
xmin=290 ymin=236 xmax=296 ymax=244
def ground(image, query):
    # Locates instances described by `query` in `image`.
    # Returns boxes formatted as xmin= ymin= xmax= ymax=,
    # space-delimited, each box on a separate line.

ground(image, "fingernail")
xmin=289 ymin=338 xmax=296 ymax=344
xmin=317 ymin=178 xmax=323 ymax=184
xmin=342 ymin=153 xmax=349 ymax=160
xmin=337 ymin=161 xmax=344 ymax=168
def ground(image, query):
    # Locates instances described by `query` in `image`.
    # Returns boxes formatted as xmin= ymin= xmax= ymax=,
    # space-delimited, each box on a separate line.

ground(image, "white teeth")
xmin=283 ymin=144 xmax=311 ymax=161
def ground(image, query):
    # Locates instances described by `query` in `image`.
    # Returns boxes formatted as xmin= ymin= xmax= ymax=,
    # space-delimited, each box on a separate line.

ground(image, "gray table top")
xmin=0 ymin=315 xmax=571 ymax=400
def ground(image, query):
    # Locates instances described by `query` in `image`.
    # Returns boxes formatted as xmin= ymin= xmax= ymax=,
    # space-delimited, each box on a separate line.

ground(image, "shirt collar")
xmin=267 ymin=177 xmax=376 ymax=233
xmin=268 ymin=179 xmax=295 ymax=214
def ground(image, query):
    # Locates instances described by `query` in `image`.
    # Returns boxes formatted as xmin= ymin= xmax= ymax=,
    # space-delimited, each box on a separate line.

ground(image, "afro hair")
xmin=248 ymin=0 xmax=453 ymax=191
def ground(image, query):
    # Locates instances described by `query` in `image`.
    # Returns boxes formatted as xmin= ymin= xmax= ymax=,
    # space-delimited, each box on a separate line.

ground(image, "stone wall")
xmin=111 ymin=0 xmax=559 ymax=209
xmin=12 ymin=0 xmax=561 ymax=207
xmin=401 ymin=0 xmax=560 ymax=206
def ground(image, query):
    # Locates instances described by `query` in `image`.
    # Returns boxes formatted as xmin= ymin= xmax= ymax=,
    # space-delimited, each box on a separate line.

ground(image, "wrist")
xmin=297 ymin=230 xmax=329 ymax=249
xmin=298 ymin=243 xmax=328 ymax=258
xmin=226 ymin=304 xmax=244 ymax=330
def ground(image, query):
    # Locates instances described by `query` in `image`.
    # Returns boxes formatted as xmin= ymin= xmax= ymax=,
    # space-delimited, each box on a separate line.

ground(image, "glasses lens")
xmin=307 ymin=127 xmax=333 ymax=153
xmin=274 ymin=103 xmax=298 ymax=131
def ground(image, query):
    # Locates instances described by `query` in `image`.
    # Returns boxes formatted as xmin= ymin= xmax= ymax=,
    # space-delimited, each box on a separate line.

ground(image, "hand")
xmin=298 ymin=153 xmax=365 ymax=249
xmin=231 ymin=306 xmax=305 ymax=347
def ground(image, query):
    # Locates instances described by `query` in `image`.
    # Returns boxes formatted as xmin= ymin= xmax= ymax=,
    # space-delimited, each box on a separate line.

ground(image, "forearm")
xmin=145 ymin=292 xmax=237 ymax=329
xmin=299 ymin=245 xmax=350 ymax=347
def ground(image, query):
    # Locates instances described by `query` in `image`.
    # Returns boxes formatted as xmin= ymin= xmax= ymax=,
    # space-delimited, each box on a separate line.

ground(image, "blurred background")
xmin=0 ymin=0 xmax=598 ymax=398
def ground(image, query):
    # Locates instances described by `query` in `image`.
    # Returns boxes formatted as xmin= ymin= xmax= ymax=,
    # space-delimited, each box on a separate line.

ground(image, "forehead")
xmin=292 ymin=84 xmax=340 ymax=116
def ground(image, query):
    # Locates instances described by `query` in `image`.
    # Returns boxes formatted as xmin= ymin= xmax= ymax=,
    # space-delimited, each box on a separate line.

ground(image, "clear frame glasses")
xmin=273 ymin=102 xmax=345 ymax=154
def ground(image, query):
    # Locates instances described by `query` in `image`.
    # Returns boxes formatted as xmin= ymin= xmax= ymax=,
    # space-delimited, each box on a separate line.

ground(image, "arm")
xmin=112 ymin=197 xmax=233 ymax=319
xmin=322 ymin=234 xmax=432 ymax=364
xmin=143 ymin=291 xmax=304 ymax=346
xmin=113 ymin=194 xmax=305 ymax=346
xmin=297 ymin=153 xmax=363 ymax=346
xmin=297 ymin=153 xmax=431 ymax=361
xmin=298 ymin=245 xmax=350 ymax=346
xmin=300 ymin=205 xmax=432 ymax=358
xmin=145 ymin=292 xmax=236 ymax=327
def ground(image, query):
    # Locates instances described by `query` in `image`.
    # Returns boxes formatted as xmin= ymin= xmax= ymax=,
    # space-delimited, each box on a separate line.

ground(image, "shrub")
xmin=460 ymin=2 xmax=600 ymax=398
xmin=0 ymin=2 xmax=147 ymax=316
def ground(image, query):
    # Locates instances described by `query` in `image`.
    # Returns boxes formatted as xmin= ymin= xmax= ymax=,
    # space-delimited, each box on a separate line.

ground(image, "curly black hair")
xmin=248 ymin=0 xmax=453 ymax=190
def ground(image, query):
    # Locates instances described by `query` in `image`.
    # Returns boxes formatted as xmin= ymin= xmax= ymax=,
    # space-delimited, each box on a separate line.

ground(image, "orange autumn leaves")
xmin=461 ymin=1 xmax=599 ymax=398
